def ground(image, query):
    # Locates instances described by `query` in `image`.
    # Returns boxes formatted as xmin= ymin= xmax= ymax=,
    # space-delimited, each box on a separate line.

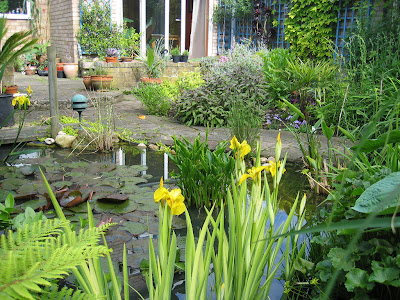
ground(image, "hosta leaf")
xmin=345 ymin=268 xmax=374 ymax=292
xmin=352 ymin=172 xmax=400 ymax=214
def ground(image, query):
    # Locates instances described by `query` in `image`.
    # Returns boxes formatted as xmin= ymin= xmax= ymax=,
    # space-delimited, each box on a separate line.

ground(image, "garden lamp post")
xmin=71 ymin=94 xmax=88 ymax=129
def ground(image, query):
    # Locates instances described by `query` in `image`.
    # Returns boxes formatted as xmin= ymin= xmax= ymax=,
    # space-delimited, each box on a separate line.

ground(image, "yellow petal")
xmin=171 ymin=202 xmax=186 ymax=215
xmin=26 ymin=85 xmax=33 ymax=95
xmin=238 ymin=174 xmax=250 ymax=185
xmin=239 ymin=141 xmax=251 ymax=159
xmin=12 ymin=97 xmax=17 ymax=106
xmin=230 ymin=135 xmax=239 ymax=150
xmin=154 ymin=187 xmax=169 ymax=203
xmin=277 ymin=133 xmax=281 ymax=143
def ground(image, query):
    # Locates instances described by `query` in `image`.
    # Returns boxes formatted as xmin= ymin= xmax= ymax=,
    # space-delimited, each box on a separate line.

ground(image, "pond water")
xmin=0 ymin=144 xmax=316 ymax=299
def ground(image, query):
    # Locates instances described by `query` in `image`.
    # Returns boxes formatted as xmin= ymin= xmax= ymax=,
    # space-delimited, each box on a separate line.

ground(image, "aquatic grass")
xmin=168 ymin=130 xmax=234 ymax=207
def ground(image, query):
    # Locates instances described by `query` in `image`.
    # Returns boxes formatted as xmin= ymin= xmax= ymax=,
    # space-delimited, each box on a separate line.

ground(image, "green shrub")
xmin=132 ymin=83 xmax=171 ymax=116
xmin=168 ymin=131 xmax=235 ymax=207
xmin=175 ymin=42 xmax=269 ymax=127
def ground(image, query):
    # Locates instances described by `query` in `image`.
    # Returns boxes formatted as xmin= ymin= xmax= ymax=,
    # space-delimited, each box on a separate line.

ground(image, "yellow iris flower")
xmin=230 ymin=135 xmax=251 ymax=159
xmin=239 ymin=166 xmax=267 ymax=185
xmin=265 ymin=160 xmax=286 ymax=177
xmin=26 ymin=85 xmax=33 ymax=96
xmin=12 ymin=95 xmax=31 ymax=108
xmin=154 ymin=177 xmax=186 ymax=215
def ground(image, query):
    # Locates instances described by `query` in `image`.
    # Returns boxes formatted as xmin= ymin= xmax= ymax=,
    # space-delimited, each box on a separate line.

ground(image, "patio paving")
xmin=1 ymin=72 xmax=351 ymax=161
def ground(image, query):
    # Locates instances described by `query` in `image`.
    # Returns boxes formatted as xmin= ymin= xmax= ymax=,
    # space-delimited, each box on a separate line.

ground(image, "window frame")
xmin=0 ymin=1 xmax=31 ymax=20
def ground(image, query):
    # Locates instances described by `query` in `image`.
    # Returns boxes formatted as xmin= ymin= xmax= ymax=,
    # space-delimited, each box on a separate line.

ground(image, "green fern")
xmin=0 ymin=218 xmax=112 ymax=299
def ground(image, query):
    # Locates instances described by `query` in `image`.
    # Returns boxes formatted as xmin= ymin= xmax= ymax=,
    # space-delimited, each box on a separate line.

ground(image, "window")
xmin=0 ymin=0 xmax=31 ymax=19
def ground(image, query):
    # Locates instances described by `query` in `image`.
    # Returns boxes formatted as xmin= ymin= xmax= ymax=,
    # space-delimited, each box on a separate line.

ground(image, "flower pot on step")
xmin=91 ymin=75 xmax=113 ymax=90
xmin=5 ymin=85 xmax=18 ymax=94
xmin=83 ymin=76 xmax=92 ymax=90
xmin=105 ymin=56 xmax=118 ymax=63
xmin=63 ymin=63 xmax=79 ymax=78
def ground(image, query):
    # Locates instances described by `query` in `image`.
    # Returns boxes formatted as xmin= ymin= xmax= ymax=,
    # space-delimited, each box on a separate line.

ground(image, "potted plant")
xmin=24 ymin=52 xmax=38 ymax=75
xmin=83 ymin=68 xmax=94 ymax=90
xmin=171 ymin=47 xmax=181 ymax=63
xmin=0 ymin=17 xmax=37 ymax=126
xmin=120 ymin=24 xmax=140 ymax=62
xmin=181 ymin=49 xmax=189 ymax=63
xmin=37 ymin=59 xmax=48 ymax=76
xmin=91 ymin=66 xmax=112 ymax=90
xmin=138 ymin=42 xmax=167 ymax=84
xmin=3 ymin=85 xmax=18 ymax=94
xmin=105 ymin=48 xmax=119 ymax=63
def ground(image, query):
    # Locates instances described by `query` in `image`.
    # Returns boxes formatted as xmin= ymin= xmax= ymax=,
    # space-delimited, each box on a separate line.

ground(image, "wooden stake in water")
xmin=47 ymin=45 xmax=60 ymax=138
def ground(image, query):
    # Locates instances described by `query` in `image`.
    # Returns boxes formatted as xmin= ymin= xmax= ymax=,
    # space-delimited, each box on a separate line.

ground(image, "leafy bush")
xmin=168 ymin=132 xmax=235 ymax=207
xmin=132 ymin=82 xmax=171 ymax=116
xmin=175 ymin=42 xmax=269 ymax=127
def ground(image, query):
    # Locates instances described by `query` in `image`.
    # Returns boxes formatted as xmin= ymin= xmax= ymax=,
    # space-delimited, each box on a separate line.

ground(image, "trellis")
xmin=217 ymin=0 xmax=373 ymax=55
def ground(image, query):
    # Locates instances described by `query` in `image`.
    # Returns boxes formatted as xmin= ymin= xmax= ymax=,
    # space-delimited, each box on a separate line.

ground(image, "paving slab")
xmin=0 ymin=71 xmax=352 ymax=161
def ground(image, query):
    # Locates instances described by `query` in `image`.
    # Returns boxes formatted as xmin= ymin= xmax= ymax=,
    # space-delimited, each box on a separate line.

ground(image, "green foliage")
xmin=59 ymin=115 xmax=80 ymax=124
xmin=227 ymin=98 xmax=263 ymax=154
xmin=132 ymin=82 xmax=171 ymax=116
xmin=0 ymin=17 xmax=38 ymax=83
xmin=213 ymin=0 xmax=253 ymax=23
xmin=62 ymin=125 xmax=78 ymax=137
xmin=175 ymin=42 xmax=268 ymax=127
xmin=0 ymin=1 xmax=8 ymax=13
xmin=0 ymin=194 xmax=14 ymax=230
xmin=170 ymin=47 xmax=180 ymax=56
xmin=137 ymin=41 xmax=167 ymax=78
xmin=284 ymin=0 xmax=339 ymax=59
xmin=12 ymin=206 xmax=47 ymax=230
xmin=76 ymin=0 xmax=125 ymax=57
xmin=168 ymin=132 xmax=235 ymax=207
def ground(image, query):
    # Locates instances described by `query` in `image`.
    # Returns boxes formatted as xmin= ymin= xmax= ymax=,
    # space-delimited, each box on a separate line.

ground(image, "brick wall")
xmin=49 ymin=0 xmax=80 ymax=63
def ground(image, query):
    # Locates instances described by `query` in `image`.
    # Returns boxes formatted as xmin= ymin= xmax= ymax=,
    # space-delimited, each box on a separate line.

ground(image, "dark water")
xmin=1 ymin=144 xmax=316 ymax=299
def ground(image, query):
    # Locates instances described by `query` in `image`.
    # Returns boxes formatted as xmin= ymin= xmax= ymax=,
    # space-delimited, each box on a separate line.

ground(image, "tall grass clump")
xmin=175 ymin=41 xmax=269 ymax=127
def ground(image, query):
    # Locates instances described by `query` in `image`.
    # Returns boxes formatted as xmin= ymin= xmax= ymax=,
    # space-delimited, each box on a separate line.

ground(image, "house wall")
xmin=210 ymin=0 xmax=218 ymax=57
xmin=3 ymin=0 xmax=50 ymax=40
xmin=49 ymin=0 xmax=80 ymax=63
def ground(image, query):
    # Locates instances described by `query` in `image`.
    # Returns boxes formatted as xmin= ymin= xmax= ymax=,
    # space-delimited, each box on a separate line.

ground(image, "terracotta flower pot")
xmin=91 ymin=75 xmax=113 ymax=90
xmin=140 ymin=77 xmax=163 ymax=84
xmin=83 ymin=76 xmax=92 ymax=90
xmin=56 ymin=63 xmax=64 ymax=72
xmin=63 ymin=63 xmax=79 ymax=78
xmin=25 ymin=67 xmax=36 ymax=75
xmin=105 ymin=56 xmax=118 ymax=63
xmin=121 ymin=57 xmax=133 ymax=62
xmin=5 ymin=85 xmax=18 ymax=94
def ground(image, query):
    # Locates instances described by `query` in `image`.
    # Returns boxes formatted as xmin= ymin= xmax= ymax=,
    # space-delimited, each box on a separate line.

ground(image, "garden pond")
xmin=0 ymin=144 xmax=319 ymax=299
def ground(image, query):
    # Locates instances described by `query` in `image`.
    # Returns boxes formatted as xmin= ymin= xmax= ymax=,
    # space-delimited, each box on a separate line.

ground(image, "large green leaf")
xmin=352 ymin=172 xmax=400 ymax=214
xmin=345 ymin=268 xmax=374 ymax=292
xmin=351 ymin=130 xmax=400 ymax=153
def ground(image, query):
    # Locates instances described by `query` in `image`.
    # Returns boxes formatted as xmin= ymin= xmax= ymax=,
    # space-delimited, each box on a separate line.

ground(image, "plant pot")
xmin=91 ymin=75 xmax=113 ymax=90
xmin=56 ymin=63 xmax=64 ymax=72
xmin=180 ymin=55 xmax=188 ymax=63
xmin=121 ymin=57 xmax=133 ymax=62
xmin=57 ymin=70 xmax=65 ymax=78
xmin=5 ymin=85 xmax=18 ymax=94
xmin=83 ymin=76 xmax=92 ymax=90
xmin=38 ymin=54 xmax=47 ymax=64
xmin=140 ymin=77 xmax=163 ymax=84
xmin=172 ymin=55 xmax=181 ymax=63
xmin=0 ymin=94 xmax=15 ymax=126
xmin=63 ymin=63 xmax=79 ymax=78
xmin=105 ymin=56 xmax=118 ymax=63
xmin=25 ymin=67 xmax=36 ymax=75
xmin=37 ymin=70 xmax=48 ymax=76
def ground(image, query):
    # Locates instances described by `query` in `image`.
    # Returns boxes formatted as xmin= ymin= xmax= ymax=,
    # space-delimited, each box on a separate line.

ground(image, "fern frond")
xmin=35 ymin=284 xmax=95 ymax=300
xmin=0 ymin=218 xmax=112 ymax=300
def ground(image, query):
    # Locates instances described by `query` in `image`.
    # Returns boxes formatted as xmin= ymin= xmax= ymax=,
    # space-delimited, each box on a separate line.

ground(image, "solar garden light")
xmin=71 ymin=94 xmax=88 ymax=129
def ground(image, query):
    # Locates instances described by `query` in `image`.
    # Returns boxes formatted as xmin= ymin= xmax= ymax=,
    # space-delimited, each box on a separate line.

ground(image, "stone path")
xmin=1 ymin=72 xmax=351 ymax=161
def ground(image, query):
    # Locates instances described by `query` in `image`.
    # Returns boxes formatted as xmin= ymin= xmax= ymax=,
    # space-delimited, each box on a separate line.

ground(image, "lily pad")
xmin=97 ymin=194 xmax=129 ymax=202
xmin=4 ymin=170 xmax=25 ymax=179
xmin=0 ymin=190 xmax=15 ymax=199
xmin=52 ymin=181 xmax=73 ymax=189
xmin=20 ymin=198 xmax=48 ymax=211
xmin=120 ymin=184 xmax=140 ymax=194
xmin=64 ymin=202 xmax=90 ymax=213
xmin=136 ymin=201 xmax=158 ymax=212
xmin=118 ymin=222 xmax=147 ymax=235
xmin=64 ymin=171 xmax=86 ymax=178
xmin=60 ymin=190 xmax=84 ymax=207
xmin=17 ymin=183 xmax=48 ymax=195
xmin=172 ymin=217 xmax=187 ymax=230
xmin=121 ymin=177 xmax=148 ymax=185
xmin=2 ymin=178 xmax=31 ymax=190
xmin=93 ymin=199 xmax=138 ymax=214
xmin=68 ymin=162 xmax=91 ymax=169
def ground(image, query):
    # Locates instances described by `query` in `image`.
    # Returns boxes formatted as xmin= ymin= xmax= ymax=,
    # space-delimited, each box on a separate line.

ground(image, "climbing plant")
xmin=283 ymin=0 xmax=342 ymax=59
xmin=213 ymin=0 xmax=253 ymax=23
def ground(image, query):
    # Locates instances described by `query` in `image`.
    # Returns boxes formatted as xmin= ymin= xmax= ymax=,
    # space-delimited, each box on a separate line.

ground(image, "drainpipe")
xmin=165 ymin=0 xmax=170 ymax=52
xmin=140 ymin=0 xmax=146 ymax=56
xmin=180 ymin=0 xmax=186 ymax=53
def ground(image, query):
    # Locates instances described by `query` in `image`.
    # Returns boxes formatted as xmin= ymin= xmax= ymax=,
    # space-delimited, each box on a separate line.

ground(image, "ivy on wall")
xmin=284 ymin=0 xmax=342 ymax=59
